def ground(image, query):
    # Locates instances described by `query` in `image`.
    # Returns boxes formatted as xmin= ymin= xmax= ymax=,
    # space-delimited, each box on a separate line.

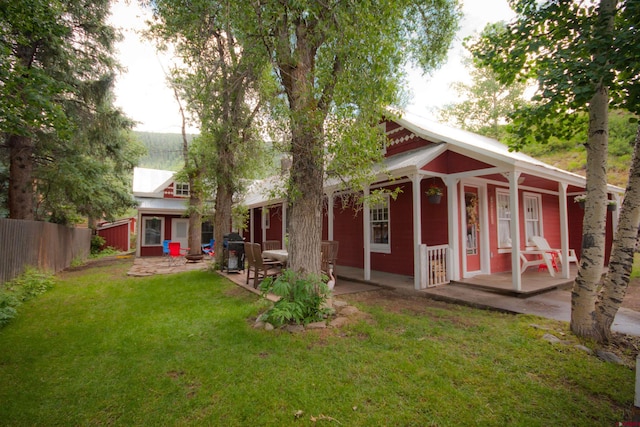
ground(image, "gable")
xmin=383 ymin=120 xmax=437 ymax=157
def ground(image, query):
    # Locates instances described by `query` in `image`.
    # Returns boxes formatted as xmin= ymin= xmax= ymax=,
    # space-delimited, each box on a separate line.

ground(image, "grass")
xmin=0 ymin=259 xmax=634 ymax=426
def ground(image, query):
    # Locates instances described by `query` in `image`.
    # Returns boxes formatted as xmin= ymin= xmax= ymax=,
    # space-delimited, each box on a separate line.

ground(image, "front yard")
xmin=0 ymin=258 xmax=635 ymax=426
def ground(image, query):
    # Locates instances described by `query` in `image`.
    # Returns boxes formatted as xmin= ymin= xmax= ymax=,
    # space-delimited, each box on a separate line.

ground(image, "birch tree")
xmin=471 ymin=0 xmax=640 ymax=341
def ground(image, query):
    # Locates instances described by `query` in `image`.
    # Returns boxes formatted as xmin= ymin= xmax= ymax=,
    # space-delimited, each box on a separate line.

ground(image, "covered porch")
xmin=335 ymin=264 xmax=578 ymax=297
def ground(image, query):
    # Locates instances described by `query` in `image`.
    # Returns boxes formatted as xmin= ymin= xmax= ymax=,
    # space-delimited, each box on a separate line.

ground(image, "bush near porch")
xmin=0 ymin=258 xmax=634 ymax=426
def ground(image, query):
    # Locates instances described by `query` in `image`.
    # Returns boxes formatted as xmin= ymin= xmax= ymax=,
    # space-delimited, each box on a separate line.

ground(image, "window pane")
xmin=370 ymin=199 xmax=389 ymax=247
xmin=144 ymin=218 xmax=161 ymax=245
xmin=496 ymin=192 xmax=511 ymax=248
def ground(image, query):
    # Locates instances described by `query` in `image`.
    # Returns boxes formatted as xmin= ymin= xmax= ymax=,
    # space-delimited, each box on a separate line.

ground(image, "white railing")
xmin=419 ymin=244 xmax=449 ymax=288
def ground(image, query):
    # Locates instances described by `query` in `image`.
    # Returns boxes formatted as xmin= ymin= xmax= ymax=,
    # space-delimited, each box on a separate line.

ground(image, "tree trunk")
xmin=595 ymin=124 xmax=640 ymax=341
xmin=213 ymin=182 xmax=233 ymax=262
xmin=570 ymin=0 xmax=617 ymax=340
xmin=8 ymin=134 xmax=35 ymax=220
xmin=188 ymin=190 xmax=203 ymax=256
xmin=570 ymin=83 xmax=610 ymax=338
xmin=288 ymin=119 xmax=324 ymax=276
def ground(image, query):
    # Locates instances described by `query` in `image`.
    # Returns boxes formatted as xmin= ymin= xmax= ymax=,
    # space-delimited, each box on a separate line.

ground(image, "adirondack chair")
xmin=531 ymin=236 xmax=579 ymax=268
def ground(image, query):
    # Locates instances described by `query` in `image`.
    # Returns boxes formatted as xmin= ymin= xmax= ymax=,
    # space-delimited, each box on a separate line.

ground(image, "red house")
xmin=132 ymin=167 xmax=214 ymax=257
xmin=241 ymin=111 xmax=623 ymax=291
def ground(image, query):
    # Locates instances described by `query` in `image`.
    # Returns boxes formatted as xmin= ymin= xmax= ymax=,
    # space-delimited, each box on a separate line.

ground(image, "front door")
xmin=171 ymin=218 xmax=189 ymax=249
xmin=465 ymin=186 xmax=481 ymax=273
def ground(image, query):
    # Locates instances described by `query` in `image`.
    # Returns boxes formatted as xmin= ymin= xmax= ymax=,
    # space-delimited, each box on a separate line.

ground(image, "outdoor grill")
xmin=221 ymin=232 xmax=244 ymax=273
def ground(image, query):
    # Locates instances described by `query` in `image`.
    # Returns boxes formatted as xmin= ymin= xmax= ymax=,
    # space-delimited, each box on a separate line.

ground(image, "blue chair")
xmin=162 ymin=240 xmax=171 ymax=257
xmin=202 ymin=239 xmax=215 ymax=256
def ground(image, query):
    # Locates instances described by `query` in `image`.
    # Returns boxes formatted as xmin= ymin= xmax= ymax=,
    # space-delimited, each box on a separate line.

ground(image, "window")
xmin=174 ymin=182 xmax=190 ymax=197
xmin=524 ymin=193 xmax=542 ymax=245
xmin=496 ymin=190 xmax=511 ymax=249
xmin=201 ymin=222 xmax=214 ymax=245
xmin=143 ymin=217 xmax=163 ymax=246
xmin=370 ymin=196 xmax=390 ymax=253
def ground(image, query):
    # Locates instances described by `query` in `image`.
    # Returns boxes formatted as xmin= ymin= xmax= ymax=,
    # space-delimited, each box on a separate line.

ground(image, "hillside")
xmin=135 ymin=131 xmax=197 ymax=171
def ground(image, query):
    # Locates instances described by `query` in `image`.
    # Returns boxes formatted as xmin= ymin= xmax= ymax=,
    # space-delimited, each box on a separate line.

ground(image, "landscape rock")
xmin=333 ymin=300 xmax=348 ymax=308
xmin=530 ymin=323 xmax=551 ymax=331
xmin=264 ymin=323 xmax=275 ymax=331
xmin=542 ymin=333 xmax=562 ymax=344
xmin=595 ymin=349 xmax=624 ymax=365
xmin=339 ymin=306 xmax=360 ymax=316
xmin=574 ymin=345 xmax=593 ymax=355
xmin=306 ymin=321 xmax=327 ymax=330
xmin=329 ymin=317 xmax=349 ymax=328
xmin=254 ymin=320 xmax=265 ymax=329
xmin=284 ymin=324 xmax=305 ymax=333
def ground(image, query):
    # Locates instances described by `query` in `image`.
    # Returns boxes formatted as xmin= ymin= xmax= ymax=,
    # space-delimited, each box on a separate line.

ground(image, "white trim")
xmin=173 ymin=182 xmax=190 ymax=197
xmin=412 ymin=174 xmax=423 ymax=289
xmin=363 ymin=185 xmax=371 ymax=280
xmin=523 ymin=192 xmax=543 ymax=246
xmin=142 ymin=216 xmax=164 ymax=247
xmin=369 ymin=194 xmax=391 ymax=254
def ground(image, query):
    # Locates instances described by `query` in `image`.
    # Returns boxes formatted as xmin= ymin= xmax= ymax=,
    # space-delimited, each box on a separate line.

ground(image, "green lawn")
xmin=0 ymin=259 xmax=634 ymax=426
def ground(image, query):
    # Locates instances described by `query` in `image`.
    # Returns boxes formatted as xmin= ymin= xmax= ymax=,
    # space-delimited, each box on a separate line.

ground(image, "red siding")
xmin=97 ymin=221 xmax=130 ymax=252
xmin=265 ymin=205 xmax=283 ymax=245
xmin=333 ymin=197 xmax=364 ymax=268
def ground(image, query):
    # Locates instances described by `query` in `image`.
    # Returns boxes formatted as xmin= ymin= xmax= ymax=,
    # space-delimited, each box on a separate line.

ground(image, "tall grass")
xmin=0 ymin=259 xmax=633 ymax=426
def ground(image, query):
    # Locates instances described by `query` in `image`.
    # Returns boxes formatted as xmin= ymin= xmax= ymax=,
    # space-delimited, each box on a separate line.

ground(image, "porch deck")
xmin=335 ymin=265 xmax=578 ymax=297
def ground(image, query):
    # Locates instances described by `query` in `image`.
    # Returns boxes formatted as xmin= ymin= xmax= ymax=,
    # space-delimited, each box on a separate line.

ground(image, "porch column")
xmin=363 ymin=185 xmax=371 ymax=281
xmin=135 ymin=210 xmax=142 ymax=257
xmin=508 ymin=172 xmax=522 ymax=291
xmin=443 ymin=177 xmax=460 ymax=281
xmin=327 ymin=191 xmax=334 ymax=241
xmin=262 ymin=207 xmax=267 ymax=243
xmin=249 ymin=208 xmax=254 ymax=243
xmin=282 ymin=202 xmax=287 ymax=249
xmin=412 ymin=174 xmax=423 ymax=290
xmin=558 ymin=182 xmax=570 ymax=279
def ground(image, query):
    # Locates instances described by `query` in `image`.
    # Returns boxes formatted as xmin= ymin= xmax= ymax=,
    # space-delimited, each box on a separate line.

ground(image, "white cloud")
xmin=110 ymin=0 xmax=515 ymax=133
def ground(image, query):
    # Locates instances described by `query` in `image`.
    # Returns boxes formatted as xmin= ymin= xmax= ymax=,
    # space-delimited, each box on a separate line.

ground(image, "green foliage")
xmin=0 ymin=0 xmax=142 ymax=222
xmin=90 ymin=235 xmax=106 ymax=255
xmin=0 ymin=268 xmax=54 ymax=328
xmin=470 ymin=1 xmax=640 ymax=147
xmin=258 ymin=270 xmax=331 ymax=327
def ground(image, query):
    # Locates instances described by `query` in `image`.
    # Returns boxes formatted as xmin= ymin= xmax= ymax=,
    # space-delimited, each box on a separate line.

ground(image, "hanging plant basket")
xmin=607 ymin=203 xmax=616 ymax=211
xmin=428 ymin=194 xmax=442 ymax=204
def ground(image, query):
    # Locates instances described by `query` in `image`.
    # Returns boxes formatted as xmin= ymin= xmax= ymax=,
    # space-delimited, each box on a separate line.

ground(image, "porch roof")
xmin=135 ymin=197 xmax=187 ymax=214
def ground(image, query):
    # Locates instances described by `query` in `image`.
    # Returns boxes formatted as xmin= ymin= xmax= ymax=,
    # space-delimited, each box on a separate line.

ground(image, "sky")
xmin=109 ymin=1 xmax=515 ymax=134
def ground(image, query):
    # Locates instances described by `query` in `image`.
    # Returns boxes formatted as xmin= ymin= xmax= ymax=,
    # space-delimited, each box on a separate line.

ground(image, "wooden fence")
xmin=0 ymin=218 xmax=91 ymax=285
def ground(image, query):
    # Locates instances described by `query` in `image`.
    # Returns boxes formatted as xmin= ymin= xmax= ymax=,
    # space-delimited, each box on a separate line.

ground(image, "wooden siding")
xmin=97 ymin=221 xmax=131 ymax=252
xmin=0 ymin=219 xmax=91 ymax=284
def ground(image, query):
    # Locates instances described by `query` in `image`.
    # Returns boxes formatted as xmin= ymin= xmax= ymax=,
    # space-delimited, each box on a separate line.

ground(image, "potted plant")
xmin=426 ymin=184 xmax=443 ymax=204
xmin=574 ymin=194 xmax=586 ymax=209
xmin=607 ymin=200 xmax=617 ymax=211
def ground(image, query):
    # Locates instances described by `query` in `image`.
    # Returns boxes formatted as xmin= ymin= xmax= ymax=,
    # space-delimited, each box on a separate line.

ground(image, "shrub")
xmin=91 ymin=235 xmax=106 ymax=255
xmin=258 ymin=270 xmax=332 ymax=327
xmin=0 ymin=268 xmax=54 ymax=328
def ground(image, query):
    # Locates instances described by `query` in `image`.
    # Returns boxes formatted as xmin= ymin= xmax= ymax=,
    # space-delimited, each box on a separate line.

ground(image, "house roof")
xmin=240 ymin=110 xmax=625 ymax=208
xmin=133 ymin=167 xmax=176 ymax=197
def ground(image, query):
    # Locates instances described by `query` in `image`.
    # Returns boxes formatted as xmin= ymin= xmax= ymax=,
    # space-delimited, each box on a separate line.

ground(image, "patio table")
xmin=262 ymin=249 xmax=288 ymax=263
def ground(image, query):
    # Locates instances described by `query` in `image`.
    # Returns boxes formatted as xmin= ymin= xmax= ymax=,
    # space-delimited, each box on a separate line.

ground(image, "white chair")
xmin=530 ymin=236 xmax=579 ymax=267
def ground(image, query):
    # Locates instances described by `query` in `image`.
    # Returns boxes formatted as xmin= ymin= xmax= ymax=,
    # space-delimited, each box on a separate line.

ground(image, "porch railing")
xmin=419 ymin=244 xmax=449 ymax=288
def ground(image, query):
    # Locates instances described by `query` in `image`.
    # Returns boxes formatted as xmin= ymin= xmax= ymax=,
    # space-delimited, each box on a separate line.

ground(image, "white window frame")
xmin=370 ymin=195 xmax=390 ymax=254
xmin=523 ymin=192 xmax=543 ymax=246
xmin=496 ymin=189 xmax=512 ymax=251
xmin=143 ymin=216 xmax=164 ymax=246
xmin=174 ymin=182 xmax=190 ymax=197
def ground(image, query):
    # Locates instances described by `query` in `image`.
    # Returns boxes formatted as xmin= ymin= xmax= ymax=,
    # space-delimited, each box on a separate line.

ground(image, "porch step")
xmin=449 ymin=278 xmax=573 ymax=298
